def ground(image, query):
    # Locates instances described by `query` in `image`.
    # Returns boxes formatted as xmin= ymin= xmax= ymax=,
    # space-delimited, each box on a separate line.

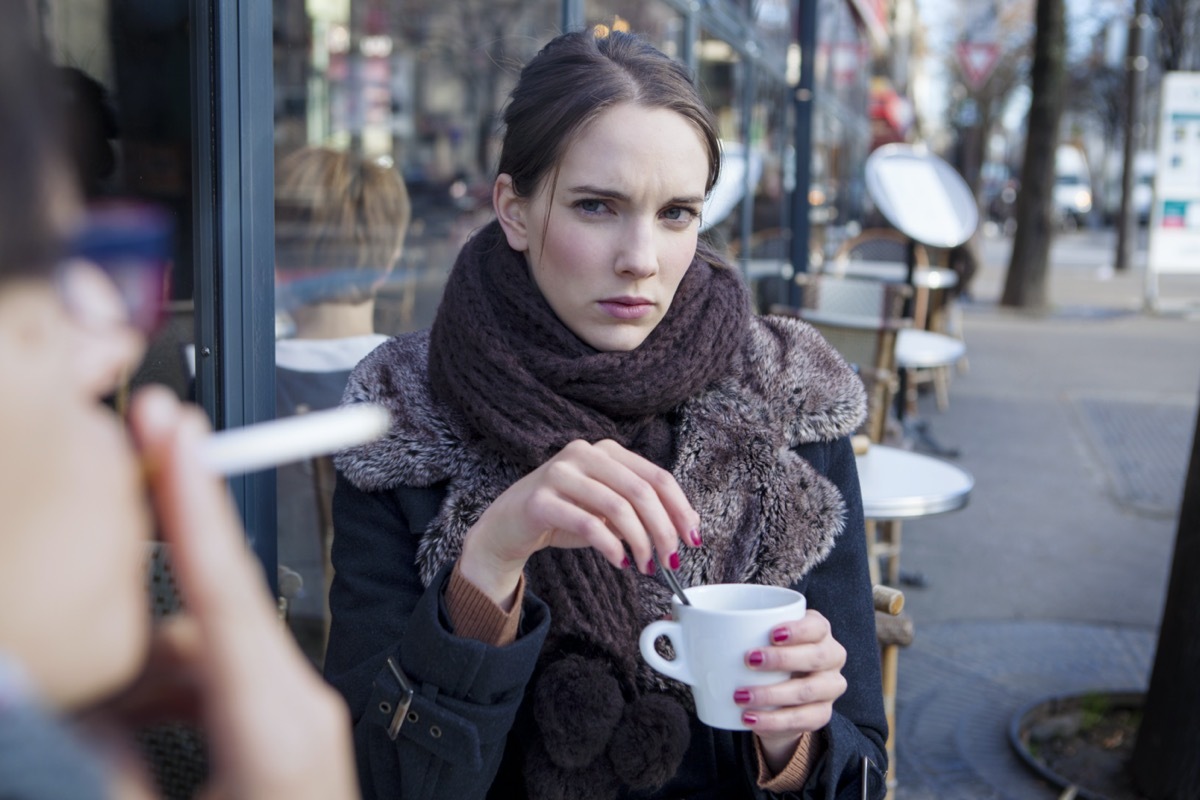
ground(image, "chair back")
xmin=834 ymin=227 xmax=929 ymax=267
xmin=772 ymin=274 xmax=910 ymax=443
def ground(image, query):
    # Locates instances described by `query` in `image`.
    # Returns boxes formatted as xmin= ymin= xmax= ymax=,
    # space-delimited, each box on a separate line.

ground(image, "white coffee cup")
xmin=638 ymin=583 xmax=806 ymax=730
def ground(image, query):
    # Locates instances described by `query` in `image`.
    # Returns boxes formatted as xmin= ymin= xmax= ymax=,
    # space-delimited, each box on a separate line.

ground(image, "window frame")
xmin=195 ymin=0 xmax=278 ymax=587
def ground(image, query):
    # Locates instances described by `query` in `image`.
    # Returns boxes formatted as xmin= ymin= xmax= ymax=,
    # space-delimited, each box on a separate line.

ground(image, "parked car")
xmin=1053 ymin=145 xmax=1093 ymax=229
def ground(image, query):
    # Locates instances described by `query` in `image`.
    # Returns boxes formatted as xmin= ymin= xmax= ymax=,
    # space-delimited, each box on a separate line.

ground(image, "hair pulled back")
xmin=0 ymin=15 xmax=71 ymax=280
xmin=275 ymin=146 xmax=411 ymax=304
xmin=497 ymin=30 xmax=721 ymax=200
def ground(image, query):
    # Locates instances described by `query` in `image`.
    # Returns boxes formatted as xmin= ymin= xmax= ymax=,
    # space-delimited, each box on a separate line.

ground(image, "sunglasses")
xmin=63 ymin=202 xmax=175 ymax=336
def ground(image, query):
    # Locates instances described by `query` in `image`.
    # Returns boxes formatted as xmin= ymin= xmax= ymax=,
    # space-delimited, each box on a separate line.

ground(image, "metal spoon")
xmin=655 ymin=551 xmax=692 ymax=606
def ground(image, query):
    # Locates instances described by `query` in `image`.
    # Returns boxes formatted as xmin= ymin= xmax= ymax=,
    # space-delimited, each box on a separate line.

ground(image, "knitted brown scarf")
xmin=426 ymin=221 xmax=751 ymax=799
xmin=428 ymin=220 xmax=749 ymax=469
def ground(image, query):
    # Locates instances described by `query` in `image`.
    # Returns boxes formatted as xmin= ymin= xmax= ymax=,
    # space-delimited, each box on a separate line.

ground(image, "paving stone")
xmin=893 ymin=621 xmax=1156 ymax=799
xmin=1074 ymin=396 xmax=1196 ymax=517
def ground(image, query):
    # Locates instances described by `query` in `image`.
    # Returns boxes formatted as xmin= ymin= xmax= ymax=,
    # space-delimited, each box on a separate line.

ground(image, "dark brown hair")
xmin=497 ymin=30 xmax=721 ymax=201
xmin=0 ymin=14 xmax=72 ymax=281
xmin=274 ymin=146 xmax=412 ymax=304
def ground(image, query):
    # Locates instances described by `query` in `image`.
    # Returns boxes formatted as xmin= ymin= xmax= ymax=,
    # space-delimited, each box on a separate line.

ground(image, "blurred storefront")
xmin=32 ymin=0 xmax=884 ymax=664
xmin=808 ymin=0 xmax=884 ymax=261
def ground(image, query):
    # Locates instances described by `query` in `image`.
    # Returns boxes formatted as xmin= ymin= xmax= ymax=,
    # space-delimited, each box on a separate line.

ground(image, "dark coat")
xmin=324 ymin=317 xmax=888 ymax=800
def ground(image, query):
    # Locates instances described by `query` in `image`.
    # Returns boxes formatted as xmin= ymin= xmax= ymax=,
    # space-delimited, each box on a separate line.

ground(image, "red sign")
xmin=956 ymin=42 xmax=1001 ymax=91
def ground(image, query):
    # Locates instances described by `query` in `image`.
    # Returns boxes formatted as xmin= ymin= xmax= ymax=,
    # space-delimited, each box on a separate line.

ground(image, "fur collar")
xmin=337 ymin=314 xmax=865 ymax=592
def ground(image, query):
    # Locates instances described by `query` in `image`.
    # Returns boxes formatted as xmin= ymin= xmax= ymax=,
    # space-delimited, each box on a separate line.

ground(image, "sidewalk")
xmin=889 ymin=229 xmax=1200 ymax=798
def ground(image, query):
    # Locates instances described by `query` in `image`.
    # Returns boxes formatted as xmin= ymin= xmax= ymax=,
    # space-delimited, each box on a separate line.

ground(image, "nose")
xmin=614 ymin=217 xmax=658 ymax=280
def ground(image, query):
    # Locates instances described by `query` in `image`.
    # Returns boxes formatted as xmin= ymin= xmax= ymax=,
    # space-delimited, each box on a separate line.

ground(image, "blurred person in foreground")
xmin=0 ymin=16 xmax=356 ymax=799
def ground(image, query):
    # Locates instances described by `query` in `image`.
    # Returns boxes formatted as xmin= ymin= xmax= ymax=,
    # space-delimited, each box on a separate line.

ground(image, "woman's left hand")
xmin=733 ymin=609 xmax=848 ymax=765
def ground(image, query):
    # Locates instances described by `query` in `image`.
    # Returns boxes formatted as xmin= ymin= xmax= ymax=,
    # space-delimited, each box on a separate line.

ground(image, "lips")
xmin=598 ymin=297 xmax=655 ymax=320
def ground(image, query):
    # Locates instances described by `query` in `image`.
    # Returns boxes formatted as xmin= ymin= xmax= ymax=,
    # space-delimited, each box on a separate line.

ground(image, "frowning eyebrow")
xmin=566 ymin=184 xmax=705 ymax=206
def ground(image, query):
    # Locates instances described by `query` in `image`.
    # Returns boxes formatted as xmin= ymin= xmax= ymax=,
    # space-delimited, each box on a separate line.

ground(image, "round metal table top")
xmin=828 ymin=260 xmax=960 ymax=290
xmin=895 ymin=328 xmax=967 ymax=369
xmin=855 ymin=444 xmax=974 ymax=520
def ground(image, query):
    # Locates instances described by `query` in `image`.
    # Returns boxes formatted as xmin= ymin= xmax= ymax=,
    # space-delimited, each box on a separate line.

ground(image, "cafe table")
xmin=855 ymin=444 xmax=974 ymax=585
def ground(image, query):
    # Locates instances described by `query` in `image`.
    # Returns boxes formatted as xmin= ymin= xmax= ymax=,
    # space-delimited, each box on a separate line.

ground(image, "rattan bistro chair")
xmin=771 ymin=275 xmax=911 ymax=589
xmin=771 ymin=274 xmax=911 ymax=444
xmin=834 ymin=227 xmax=930 ymax=272
xmin=832 ymin=228 xmax=958 ymax=412
xmin=873 ymin=585 xmax=912 ymax=800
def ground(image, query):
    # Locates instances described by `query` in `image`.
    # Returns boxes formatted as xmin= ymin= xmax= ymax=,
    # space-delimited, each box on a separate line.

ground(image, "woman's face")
xmin=495 ymin=103 xmax=711 ymax=352
xmin=0 ymin=262 xmax=151 ymax=709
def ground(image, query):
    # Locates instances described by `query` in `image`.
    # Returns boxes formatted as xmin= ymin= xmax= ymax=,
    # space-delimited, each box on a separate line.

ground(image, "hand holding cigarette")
xmin=112 ymin=387 xmax=360 ymax=798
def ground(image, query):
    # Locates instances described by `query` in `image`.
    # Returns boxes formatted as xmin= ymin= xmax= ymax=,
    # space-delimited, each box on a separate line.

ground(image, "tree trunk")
xmin=1115 ymin=0 xmax=1148 ymax=272
xmin=1130 ymin=398 xmax=1200 ymax=798
xmin=1001 ymin=0 xmax=1066 ymax=310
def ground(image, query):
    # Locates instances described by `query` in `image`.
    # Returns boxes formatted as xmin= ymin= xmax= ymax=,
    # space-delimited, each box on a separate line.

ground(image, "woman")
xmin=0 ymin=16 xmax=356 ymax=799
xmin=325 ymin=30 xmax=886 ymax=800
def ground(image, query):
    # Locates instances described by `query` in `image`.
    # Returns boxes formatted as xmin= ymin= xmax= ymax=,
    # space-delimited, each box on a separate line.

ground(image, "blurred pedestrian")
xmin=273 ymin=145 xmax=412 ymax=660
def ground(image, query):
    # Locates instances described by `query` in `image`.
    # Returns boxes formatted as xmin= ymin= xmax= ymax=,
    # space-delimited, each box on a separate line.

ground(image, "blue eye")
xmin=663 ymin=206 xmax=698 ymax=224
xmin=576 ymin=199 xmax=607 ymax=214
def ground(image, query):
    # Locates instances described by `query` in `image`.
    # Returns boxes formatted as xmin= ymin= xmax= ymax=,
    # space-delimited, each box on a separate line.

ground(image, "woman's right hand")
xmin=458 ymin=439 xmax=701 ymax=607
xmin=122 ymin=387 xmax=359 ymax=799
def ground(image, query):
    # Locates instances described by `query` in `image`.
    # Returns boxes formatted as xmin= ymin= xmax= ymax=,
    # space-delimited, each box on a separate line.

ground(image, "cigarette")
xmin=199 ymin=403 xmax=391 ymax=476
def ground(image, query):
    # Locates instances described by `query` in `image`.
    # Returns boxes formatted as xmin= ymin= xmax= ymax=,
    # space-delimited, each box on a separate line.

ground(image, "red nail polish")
xmin=742 ymin=712 xmax=758 ymax=726
xmin=772 ymin=627 xmax=790 ymax=644
xmin=669 ymin=551 xmax=681 ymax=570
xmin=620 ymin=556 xmax=631 ymax=569
xmin=646 ymin=559 xmax=656 ymax=576
xmin=689 ymin=528 xmax=703 ymax=547
xmin=747 ymin=650 xmax=765 ymax=666
xmin=733 ymin=689 xmax=752 ymax=705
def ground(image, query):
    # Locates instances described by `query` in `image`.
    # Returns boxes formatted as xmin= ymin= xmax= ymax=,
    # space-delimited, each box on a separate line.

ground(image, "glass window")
xmin=696 ymin=27 xmax=746 ymax=253
xmin=272 ymin=0 xmax=560 ymax=666
xmin=39 ymin=0 xmax=196 ymax=407
xmin=810 ymin=0 xmax=871 ymax=260
xmin=751 ymin=0 xmax=792 ymax=75
xmin=739 ymin=74 xmax=795 ymax=311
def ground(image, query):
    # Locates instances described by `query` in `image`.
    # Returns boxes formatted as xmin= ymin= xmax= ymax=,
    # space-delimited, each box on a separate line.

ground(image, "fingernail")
xmin=747 ymin=650 xmax=765 ymax=666
xmin=772 ymin=627 xmax=790 ymax=644
xmin=646 ymin=559 xmax=656 ymax=576
xmin=742 ymin=712 xmax=758 ymax=726
xmin=669 ymin=551 xmax=681 ymax=570
xmin=620 ymin=556 xmax=631 ymax=569
xmin=689 ymin=528 xmax=703 ymax=547
xmin=733 ymin=689 xmax=752 ymax=705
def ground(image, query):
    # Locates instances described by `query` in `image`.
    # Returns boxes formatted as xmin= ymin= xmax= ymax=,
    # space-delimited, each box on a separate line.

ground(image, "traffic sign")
xmin=957 ymin=41 xmax=1001 ymax=91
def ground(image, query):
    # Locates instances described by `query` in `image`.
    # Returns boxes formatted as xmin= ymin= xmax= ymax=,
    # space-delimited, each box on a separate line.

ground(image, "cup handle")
xmin=639 ymin=620 xmax=694 ymax=686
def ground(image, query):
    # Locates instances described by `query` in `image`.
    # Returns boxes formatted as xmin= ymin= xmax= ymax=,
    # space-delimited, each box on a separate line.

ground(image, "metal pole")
xmin=789 ymin=0 xmax=817 ymax=306
xmin=562 ymin=0 xmax=584 ymax=33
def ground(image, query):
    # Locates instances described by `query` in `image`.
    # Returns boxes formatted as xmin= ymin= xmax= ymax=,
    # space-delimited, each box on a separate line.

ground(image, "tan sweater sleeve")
xmin=754 ymin=731 xmax=823 ymax=792
xmin=444 ymin=560 xmax=525 ymax=646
